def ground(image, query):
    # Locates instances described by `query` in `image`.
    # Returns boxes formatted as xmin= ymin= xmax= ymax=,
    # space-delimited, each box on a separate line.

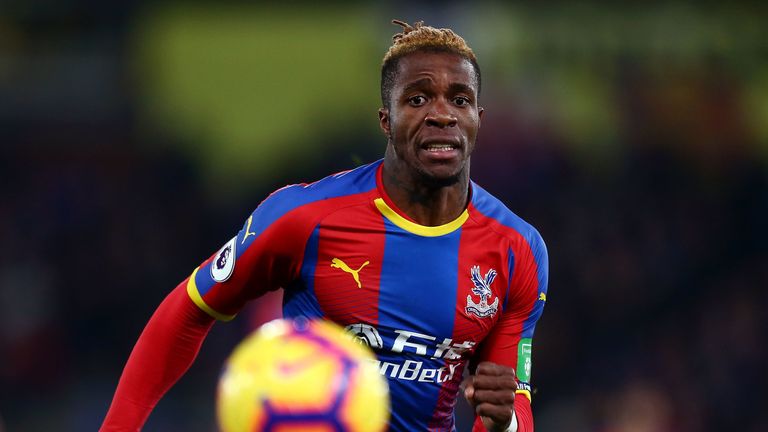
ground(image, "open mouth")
xmin=422 ymin=143 xmax=459 ymax=153
xmin=418 ymin=141 xmax=462 ymax=163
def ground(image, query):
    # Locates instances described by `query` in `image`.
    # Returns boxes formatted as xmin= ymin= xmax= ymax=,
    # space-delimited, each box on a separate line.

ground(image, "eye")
xmin=453 ymin=96 xmax=471 ymax=106
xmin=408 ymin=95 xmax=427 ymax=106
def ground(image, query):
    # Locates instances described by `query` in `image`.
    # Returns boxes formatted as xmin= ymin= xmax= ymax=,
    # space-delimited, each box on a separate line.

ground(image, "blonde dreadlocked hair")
xmin=380 ymin=20 xmax=481 ymax=109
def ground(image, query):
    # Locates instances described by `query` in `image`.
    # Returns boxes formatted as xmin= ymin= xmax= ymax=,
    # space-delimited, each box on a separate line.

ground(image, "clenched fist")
xmin=463 ymin=361 xmax=518 ymax=432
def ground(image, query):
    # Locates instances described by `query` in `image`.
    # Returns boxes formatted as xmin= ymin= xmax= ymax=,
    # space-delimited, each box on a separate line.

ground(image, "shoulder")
xmin=250 ymin=160 xmax=381 ymax=226
xmin=468 ymin=182 xmax=546 ymax=253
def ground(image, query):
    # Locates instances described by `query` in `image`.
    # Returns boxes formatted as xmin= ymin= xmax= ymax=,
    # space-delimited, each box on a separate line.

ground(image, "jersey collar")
xmin=374 ymin=162 xmax=470 ymax=237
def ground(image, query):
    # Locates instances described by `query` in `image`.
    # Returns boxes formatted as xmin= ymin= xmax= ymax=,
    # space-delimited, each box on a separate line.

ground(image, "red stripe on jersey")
xmin=454 ymin=215 xmax=513 ymax=342
xmin=470 ymin=205 xmax=539 ymax=368
xmin=199 ymin=193 xmax=373 ymax=316
xmin=312 ymin=203 xmax=385 ymax=327
xmin=468 ymin=204 xmax=540 ymax=368
xmin=427 ymin=214 xmax=513 ymax=429
xmin=465 ymin=205 xmax=540 ymax=431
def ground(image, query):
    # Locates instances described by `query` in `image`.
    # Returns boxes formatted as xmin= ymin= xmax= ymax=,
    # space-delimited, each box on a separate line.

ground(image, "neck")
xmin=381 ymin=148 xmax=470 ymax=226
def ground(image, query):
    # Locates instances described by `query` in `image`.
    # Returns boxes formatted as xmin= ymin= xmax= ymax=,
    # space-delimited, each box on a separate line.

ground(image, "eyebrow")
xmin=402 ymin=78 xmax=476 ymax=96
xmin=448 ymin=82 xmax=475 ymax=95
xmin=402 ymin=78 xmax=433 ymax=94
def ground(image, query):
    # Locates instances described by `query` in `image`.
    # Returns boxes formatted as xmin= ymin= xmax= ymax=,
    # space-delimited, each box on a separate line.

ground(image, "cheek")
xmin=464 ymin=116 xmax=480 ymax=138
xmin=392 ymin=113 xmax=420 ymax=136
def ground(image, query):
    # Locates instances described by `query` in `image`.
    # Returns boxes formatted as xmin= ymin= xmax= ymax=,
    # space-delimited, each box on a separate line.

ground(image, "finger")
xmin=459 ymin=375 xmax=472 ymax=392
xmin=472 ymin=389 xmax=516 ymax=406
xmin=475 ymin=361 xmax=516 ymax=377
xmin=464 ymin=387 xmax=475 ymax=402
xmin=475 ymin=402 xmax=514 ymax=426
xmin=463 ymin=378 xmax=475 ymax=402
xmin=471 ymin=374 xmax=518 ymax=391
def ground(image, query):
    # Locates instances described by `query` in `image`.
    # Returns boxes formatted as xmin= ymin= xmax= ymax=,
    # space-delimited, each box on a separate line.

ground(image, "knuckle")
xmin=473 ymin=389 xmax=492 ymax=401
xmin=476 ymin=362 xmax=492 ymax=373
xmin=502 ymin=376 xmax=518 ymax=388
xmin=474 ymin=389 xmax=515 ymax=406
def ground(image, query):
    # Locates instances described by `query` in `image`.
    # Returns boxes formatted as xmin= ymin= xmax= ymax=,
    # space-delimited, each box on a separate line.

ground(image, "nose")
xmin=425 ymin=109 xmax=457 ymax=128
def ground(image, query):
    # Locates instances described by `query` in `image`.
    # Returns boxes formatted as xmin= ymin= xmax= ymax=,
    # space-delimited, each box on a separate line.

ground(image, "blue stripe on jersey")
xmin=522 ymin=239 xmax=548 ymax=338
xmin=283 ymin=225 xmax=324 ymax=320
xmin=377 ymin=218 xmax=462 ymax=431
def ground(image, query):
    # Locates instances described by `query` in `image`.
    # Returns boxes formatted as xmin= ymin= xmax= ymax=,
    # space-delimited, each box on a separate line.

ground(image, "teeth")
xmin=424 ymin=145 xmax=455 ymax=152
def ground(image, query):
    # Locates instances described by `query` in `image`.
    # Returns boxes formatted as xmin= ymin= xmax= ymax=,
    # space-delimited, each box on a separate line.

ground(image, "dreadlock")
xmin=381 ymin=20 xmax=481 ymax=110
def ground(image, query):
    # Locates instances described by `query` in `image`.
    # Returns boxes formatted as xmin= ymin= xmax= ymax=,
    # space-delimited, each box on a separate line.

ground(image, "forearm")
xmin=100 ymin=281 xmax=215 ymax=431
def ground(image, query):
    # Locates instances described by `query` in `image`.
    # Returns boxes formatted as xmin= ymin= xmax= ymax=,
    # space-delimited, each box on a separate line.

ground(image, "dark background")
xmin=1 ymin=2 xmax=766 ymax=431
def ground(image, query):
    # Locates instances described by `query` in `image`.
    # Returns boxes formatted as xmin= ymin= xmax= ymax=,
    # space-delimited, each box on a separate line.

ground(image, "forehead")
xmin=394 ymin=51 xmax=478 ymax=91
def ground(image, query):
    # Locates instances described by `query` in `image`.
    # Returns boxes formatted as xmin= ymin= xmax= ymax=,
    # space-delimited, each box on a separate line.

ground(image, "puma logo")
xmin=241 ymin=215 xmax=257 ymax=244
xmin=330 ymin=258 xmax=370 ymax=289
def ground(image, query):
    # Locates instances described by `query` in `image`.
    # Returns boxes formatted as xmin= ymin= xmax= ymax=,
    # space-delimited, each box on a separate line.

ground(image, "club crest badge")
xmin=465 ymin=265 xmax=499 ymax=318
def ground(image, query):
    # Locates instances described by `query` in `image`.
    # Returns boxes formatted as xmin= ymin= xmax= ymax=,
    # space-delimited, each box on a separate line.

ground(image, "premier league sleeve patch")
xmin=210 ymin=236 xmax=237 ymax=282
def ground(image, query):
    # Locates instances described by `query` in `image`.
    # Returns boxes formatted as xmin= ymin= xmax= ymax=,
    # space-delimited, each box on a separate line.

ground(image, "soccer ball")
xmin=216 ymin=318 xmax=389 ymax=432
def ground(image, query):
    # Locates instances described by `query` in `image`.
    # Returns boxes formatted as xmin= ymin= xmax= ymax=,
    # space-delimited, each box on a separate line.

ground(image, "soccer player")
xmin=100 ymin=20 xmax=548 ymax=432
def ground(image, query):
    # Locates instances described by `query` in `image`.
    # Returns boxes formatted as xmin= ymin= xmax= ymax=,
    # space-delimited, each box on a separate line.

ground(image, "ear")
xmin=478 ymin=106 xmax=484 ymax=124
xmin=378 ymin=108 xmax=391 ymax=138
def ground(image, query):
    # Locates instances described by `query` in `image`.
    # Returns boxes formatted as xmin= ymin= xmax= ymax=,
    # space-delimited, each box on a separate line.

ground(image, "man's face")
xmin=380 ymin=51 xmax=483 ymax=186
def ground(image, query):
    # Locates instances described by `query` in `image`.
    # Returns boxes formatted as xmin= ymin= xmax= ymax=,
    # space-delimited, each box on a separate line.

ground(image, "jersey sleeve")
xmin=472 ymin=228 xmax=548 ymax=431
xmin=100 ymin=282 xmax=215 ymax=431
xmin=186 ymin=185 xmax=319 ymax=320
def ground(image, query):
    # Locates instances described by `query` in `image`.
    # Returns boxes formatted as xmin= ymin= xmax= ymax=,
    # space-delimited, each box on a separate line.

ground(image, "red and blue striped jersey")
xmin=187 ymin=160 xmax=548 ymax=432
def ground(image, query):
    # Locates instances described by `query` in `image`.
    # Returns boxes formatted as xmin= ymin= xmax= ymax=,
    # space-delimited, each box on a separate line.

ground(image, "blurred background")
xmin=1 ymin=1 xmax=767 ymax=431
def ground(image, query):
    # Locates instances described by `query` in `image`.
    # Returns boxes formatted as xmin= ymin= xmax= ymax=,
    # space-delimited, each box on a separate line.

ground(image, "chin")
xmin=416 ymin=166 xmax=465 ymax=188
